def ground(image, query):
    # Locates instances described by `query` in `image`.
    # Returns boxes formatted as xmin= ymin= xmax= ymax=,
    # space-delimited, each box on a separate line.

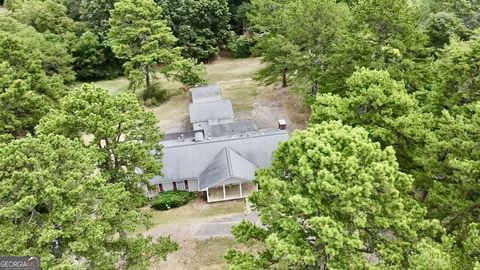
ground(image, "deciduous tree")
xmin=0 ymin=22 xmax=66 ymax=140
xmin=157 ymin=0 xmax=231 ymax=61
xmin=0 ymin=16 xmax=75 ymax=82
xmin=11 ymin=0 xmax=79 ymax=36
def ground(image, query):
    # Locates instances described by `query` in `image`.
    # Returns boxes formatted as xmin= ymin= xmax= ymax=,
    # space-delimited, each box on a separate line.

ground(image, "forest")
xmin=0 ymin=0 xmax=479 ymax=269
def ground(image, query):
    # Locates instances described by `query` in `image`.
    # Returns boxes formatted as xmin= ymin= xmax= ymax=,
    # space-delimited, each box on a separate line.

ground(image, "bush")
xmin=227 ymin=35 xmax=257 ymax=58
xmin=147 ymin=86 xmax=169 ymax=106
xmin=151 ymin=191 xmax=196 ymax=211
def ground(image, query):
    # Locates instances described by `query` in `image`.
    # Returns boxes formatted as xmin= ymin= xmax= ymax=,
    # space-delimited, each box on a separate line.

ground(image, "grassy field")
xmin=78 ymin=57 xmax=309 ymax=132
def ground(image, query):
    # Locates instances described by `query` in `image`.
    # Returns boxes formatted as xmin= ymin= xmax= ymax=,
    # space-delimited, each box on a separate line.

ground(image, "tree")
xmin=420 ymin=104 xmax=480 ymax=235
xmin=310 ymin=69 xmax=417 ymax=149
xmin=157 ymin=0 xmax=231 ymax=61
xmin=248 ymin=0 xmax=297 ymax=88
xmin=412 ymin=103 xmax=480 ymax=270
xmin=78 ymin=0 xmax=118 ymax=39
xmin=68 ymin=0 xmax=124 ymax=80
xmin=37 ymin=84 xmax=163 ymax=199
xmin=11 ymin=0 xmax=79 ymax=36
xmin=309 ymin=68 xmax=442 ymax=200
xmin=281 ymin=0 xmax=351 ymax=96
xmin=0 ymin=21 xmax=66 ymax=140
xmin=166 ymin=59 xmax=208 ymax=89
xmin=229 ymin=0 xmax=251 ymax=35
xmin=434 ymin=33 xmax=480 ymax=108
xmin=250 ymin=0 xmax=350 ymax=94
xmin=341 ymin=0 xmax=432 ymax=93
xmin=0 ymin=134 xmax=177 ymax=269
xmin=70 ymin=31 xmax=107 ymax=79
xmin=0 ymin=16 xmax=75 ymax=82
xmin=424 ymin=0 xmax=480 ymax=30
xmin=108 ymin=0 xmax=184 ymax=100
xmin=227 ymin=121 xmax=440 ymax=269
xmin=424 ymin=12 xmax=469 ymax=49
xmin=252 ymin=35 xmax=301 ymax=87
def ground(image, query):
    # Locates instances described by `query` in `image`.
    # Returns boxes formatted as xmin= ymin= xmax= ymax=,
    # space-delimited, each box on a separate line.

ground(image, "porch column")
xmin=239 ymin=183 xmax=243 ymax=198
xmin=206 ymin=188 xmax=210 ymax=202
xmin=223 ymin=185 xmax=226 ymax=200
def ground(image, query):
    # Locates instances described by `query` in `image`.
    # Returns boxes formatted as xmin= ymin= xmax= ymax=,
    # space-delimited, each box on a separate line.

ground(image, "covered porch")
xmin=206 ymin=181 xmax=257 ymax=203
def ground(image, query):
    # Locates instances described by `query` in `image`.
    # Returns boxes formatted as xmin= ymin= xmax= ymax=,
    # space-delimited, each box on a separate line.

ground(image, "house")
xmin=150 ymin=131 xmax=288 ymax=202
xmin=149 ymin=85 xmax=289 ymax=202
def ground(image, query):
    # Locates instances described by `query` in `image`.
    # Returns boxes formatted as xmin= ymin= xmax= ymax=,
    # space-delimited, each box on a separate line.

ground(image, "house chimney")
xmin=278 ymin=119 xmax=287 ymax=130
xmin=194 ymin=132 xmax=204 ymax=142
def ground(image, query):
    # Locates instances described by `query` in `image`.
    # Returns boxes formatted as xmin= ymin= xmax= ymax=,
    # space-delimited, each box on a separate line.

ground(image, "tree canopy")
xmin=0 ymin=134 xmax=177 ymax=268
xmin=37 ymin=84 xmax=163 ymax=198
xmin=157 ymin=0 xmax=231 ymax=61
xmin=108 ymin=0 xmax=206 ymax=100
xmin=227 ymin=121 xmax=441 ymax=269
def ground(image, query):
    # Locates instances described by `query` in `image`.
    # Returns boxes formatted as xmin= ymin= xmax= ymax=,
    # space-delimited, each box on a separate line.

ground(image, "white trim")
xmin=223 ymin=185 xmax=226 ymax=200
xmin=200 ymin=175 xmax=251 ymax=191
xmin=239 ymin=182 xmax=243 ymax=197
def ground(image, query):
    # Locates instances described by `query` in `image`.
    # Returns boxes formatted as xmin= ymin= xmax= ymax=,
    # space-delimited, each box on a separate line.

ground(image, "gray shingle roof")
xmin=198 ymin=147 xmax=258 ymax=190
xmin=204 ymin=120 xmax=258 ymax=138
xmin=150 ymin=131 xmax=289 ymax=187
xmin=190 ymin=84 xmax=221 ymax=103
xmin=189 ymin=99 xmax=234 ymax=124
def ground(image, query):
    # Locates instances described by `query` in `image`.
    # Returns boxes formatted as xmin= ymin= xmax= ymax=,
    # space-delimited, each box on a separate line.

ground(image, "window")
xmin=176 ymin=181 xmax=185 ymax=190
xmin=158 ymin=184 xmax=164 ymax=192
xmin=173 ymin=182 xmax=177 ymax=191
xmin=184 ymin=180 xmax=189 ymax=190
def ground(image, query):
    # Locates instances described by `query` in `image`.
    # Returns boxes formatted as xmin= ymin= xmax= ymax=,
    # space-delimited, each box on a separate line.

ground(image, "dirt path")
xmin=235 ymin=85 xmax=309 ymax=132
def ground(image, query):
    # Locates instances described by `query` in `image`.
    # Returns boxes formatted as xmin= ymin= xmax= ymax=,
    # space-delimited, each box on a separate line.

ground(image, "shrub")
xmin=147 ymin=86 xmax=169 ymax=106
xmin=151 ymin=191 xmax=196 ymax=211
xmin=227 ymin=35 xmax=257 ymax=58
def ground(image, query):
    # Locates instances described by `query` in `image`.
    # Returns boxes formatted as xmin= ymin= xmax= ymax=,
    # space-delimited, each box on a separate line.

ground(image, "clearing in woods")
xmin=79 ymin=57 xmax=309 ymax=269
xmin=82 ymin=57 xmax=309 ymax=133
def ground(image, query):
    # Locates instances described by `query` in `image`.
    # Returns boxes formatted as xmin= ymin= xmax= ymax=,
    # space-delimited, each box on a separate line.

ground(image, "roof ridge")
xmin=225 ymin=146 xmax=233 ymax=176
xmin=163 ymin=131 xmax=289 ymax=148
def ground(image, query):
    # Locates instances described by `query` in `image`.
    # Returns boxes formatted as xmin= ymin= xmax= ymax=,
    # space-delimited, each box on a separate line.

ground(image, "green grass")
xmin=206 ymin=57 xmax=263 ymax=82
xmin=72 ymin=73 xmax=183 ymax=96
xmin=73 ymin=57 xmax=267 ymax=124
xmin=221 ymin=81 xmax=261 ymax=112
xmin=91 ymin=77 xmax=130 ymax=95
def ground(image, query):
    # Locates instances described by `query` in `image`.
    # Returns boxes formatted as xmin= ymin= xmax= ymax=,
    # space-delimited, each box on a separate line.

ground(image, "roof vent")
xmin=194 ymin=132 xmax=204 ymax=142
